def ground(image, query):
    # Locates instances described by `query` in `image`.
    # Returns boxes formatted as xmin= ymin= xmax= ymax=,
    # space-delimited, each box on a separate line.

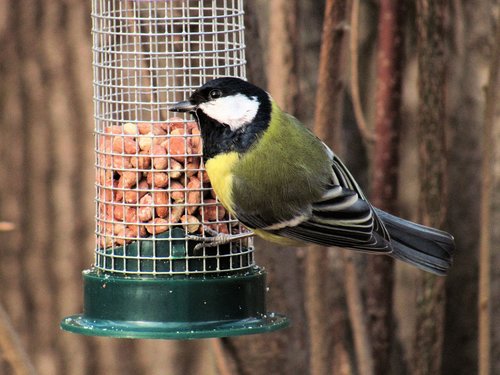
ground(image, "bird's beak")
xmin=169 ymin=100 xmax=197 ymax=113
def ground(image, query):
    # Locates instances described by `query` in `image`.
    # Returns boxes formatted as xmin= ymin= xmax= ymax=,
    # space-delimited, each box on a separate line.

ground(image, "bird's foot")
xmin=186 ymin=226 xmax=254 ymax=252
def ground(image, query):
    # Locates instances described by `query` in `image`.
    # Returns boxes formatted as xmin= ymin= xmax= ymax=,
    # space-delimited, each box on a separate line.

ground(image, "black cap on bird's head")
xmin=169 ymin=77 xmax=271 ymax=131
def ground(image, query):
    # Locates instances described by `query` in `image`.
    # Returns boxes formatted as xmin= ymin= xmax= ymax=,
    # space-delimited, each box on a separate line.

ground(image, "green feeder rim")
xmin=61 ymin=267 xmax=289 ymax=339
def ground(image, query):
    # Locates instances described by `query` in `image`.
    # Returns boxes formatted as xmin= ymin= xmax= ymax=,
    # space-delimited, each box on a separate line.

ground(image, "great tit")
xmin=170 ymin=77 xmax=455 ymax=275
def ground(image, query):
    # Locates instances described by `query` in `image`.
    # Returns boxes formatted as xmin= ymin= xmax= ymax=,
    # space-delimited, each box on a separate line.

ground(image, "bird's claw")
xmin=185 ymin=234 xmax=206 ymax=242
xmin=202 ymin=226 xmax=220 ymax=237
xmin=186 ymin=225 xmax=254 ymax=253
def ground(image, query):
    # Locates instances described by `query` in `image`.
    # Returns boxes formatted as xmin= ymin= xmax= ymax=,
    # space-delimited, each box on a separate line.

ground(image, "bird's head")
xmin=169 ymin=77 xmax=271 ymax=131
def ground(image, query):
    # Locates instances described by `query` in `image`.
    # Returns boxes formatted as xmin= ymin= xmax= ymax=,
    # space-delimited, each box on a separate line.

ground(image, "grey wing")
xmin=271 ymin=149 xmax=392 ymax=253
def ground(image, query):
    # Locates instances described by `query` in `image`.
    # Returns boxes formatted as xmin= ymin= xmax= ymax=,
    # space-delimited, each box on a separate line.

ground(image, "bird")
xmin=170 ymin=77 xmax=455 ymax=275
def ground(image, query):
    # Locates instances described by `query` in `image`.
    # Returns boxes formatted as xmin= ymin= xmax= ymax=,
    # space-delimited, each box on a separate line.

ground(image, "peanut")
xmin=98 ymin=185 xmax=114 ymax=203
xmin=186 ymin=157 xmax=200 ymax=177
xmin=170 ymin=205 xmax=184 ymax=224
xmin=98 ymin=235 xmax=114 ymax=249
xmin=190 ymin=127 xmax=202 ymax=154
xmin=168 ymin=159 xmax=183 ymax=179
xmin=124 ymin=206 xmax=138 ymax=222
xmin=124 ymin=208 xmax=147 ymax=238
xmin=181 ymin=215 xmax=200 ymax=233
xmin=112 ymin=136 xmax=138 ymax=154
xmin=153 ymin=191 xmax=169 ymax=218
xmin=198 ymin=168 xmax=210 ymax=184
xmin=145 ymin=218 xmax=169 ymax=235
xmin=165 ymin=117 xmax=185 ymax=132
xmin=146 ymin=171 xmax=169 ymax=188
xmin=166 ymin=122 xmax=197 ymax=134
xmin=170 ymin=181 xmax=185 ymax=203
xmin=138 ymin=134 xmax=154 ymax=152
xmin=138 ymin=194 xmax=154 ymax=222
xmin=130 ymin=150 xmax=151 ymax=170
xmin=116 ymin=228 xmax=135 ymax=245
xmin=200 ymin=199 xmax=226 ymax=221
xmin=101 ymin=152 xmax=113 ymax=169
xmin=152 ymin=144 xmax=168 ymax=170
xmin=162 ymin=131 xmax=191 ymax=162
xmin=120 ymin=171 xmax=140 ymax=189
xmin=123 ymin=123 xmax=138 ymax=135
xmin=138 ymin=123 xmax=167 ymax=136
xmin=104 ymin=125 xmax=123 ymax=135
xmin=138 ymin=123 xmax=153 ymax=135
xmin=128 ymin=223 xmax=147 ymax=238
xmin=113 ymin=223 xmax=127 ymax=236
xmin=113 ymin=204 xmax=126 ymax=221
xmin=206 ymin=223 xmax=229 ymax=235
xmin=112 ymin=155 xmax=132 ymax=170
xmin=98 ymin=134 xmax=114 ymax=152
xmin=98 ymin=202 xmax=108 ymax=217
xmin=96 ymin=168 xmax=114 ymax=187
xmin=186 ymin=177 xmax=201 ymax=214
xmin=124 ymin=180 xmax=148 ymax=204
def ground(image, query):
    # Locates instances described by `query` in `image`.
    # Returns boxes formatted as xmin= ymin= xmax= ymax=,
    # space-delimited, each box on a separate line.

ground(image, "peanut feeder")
xmin=61 ymin=0 xmax=288 ymax=339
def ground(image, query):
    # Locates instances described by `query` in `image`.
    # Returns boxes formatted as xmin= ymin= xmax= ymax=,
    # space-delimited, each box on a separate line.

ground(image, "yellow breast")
xmin=204 ymin=152 xmax=240 ymax=215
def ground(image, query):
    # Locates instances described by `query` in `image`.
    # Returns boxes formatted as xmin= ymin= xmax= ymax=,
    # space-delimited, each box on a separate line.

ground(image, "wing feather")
xmin=272 ymin=148 xmax=391 ymax=252
xmin=235 ymin=142 xmax=392 ymax=253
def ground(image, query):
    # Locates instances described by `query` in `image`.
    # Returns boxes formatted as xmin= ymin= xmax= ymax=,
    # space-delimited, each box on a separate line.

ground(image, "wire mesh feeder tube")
xmin=61 ymin=0 xmax=288 ymax=339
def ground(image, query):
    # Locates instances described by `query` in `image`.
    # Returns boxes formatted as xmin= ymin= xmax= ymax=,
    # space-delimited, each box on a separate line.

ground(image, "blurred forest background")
xmin=0 ymin=0 xmax=499 ymax=374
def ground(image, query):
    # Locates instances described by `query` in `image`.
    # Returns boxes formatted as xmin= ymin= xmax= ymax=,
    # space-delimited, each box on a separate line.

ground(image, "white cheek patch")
xmin=199 ymin=94 xmax=259 ymax=130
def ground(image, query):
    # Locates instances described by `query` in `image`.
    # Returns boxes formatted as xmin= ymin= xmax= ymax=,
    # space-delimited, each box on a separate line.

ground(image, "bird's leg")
xmin=186 ymin=226 xmax=254 ymax=252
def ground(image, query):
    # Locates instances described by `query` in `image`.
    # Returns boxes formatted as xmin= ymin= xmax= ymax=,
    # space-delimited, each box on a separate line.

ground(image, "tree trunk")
xmin=442 ymin=1 xmax=497 ymax=374
xmin=479 ymin=10 xmax=500 ymax=375
xmin=413 ymin=1 xmax=448 ymax=374
xmin=266 ymin=0 xmax=300 ymax=112
xmin=310 ymin=1 xmax=353 ymax=374
xmin=366 ymin=1 xmax=405 ymax=374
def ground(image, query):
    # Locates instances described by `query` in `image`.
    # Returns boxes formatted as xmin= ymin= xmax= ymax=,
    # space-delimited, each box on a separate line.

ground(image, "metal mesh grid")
xmin=91 ymin=0 xmax=253 ymax=276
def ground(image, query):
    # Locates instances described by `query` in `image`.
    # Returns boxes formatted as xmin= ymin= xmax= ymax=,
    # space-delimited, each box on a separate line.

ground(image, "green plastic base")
xmin=61 ymin=314 xmax=288 ymax=339
xmin=61 ymin=268 xmax=289 ymax=339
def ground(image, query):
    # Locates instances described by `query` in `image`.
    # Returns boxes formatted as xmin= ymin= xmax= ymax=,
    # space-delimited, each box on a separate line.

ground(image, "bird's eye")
xmin=209 ymin=89 xmax=222 ymax=99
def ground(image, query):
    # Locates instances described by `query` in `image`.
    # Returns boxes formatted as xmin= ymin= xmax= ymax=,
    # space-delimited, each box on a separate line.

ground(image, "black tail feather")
xmin=374 ymin=208 xmax=455 ymax=275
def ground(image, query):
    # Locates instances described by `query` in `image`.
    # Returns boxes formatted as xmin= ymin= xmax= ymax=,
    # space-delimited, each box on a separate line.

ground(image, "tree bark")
xmin=365 ymin=1 xmax=405 ymax=374
xmin=266 ymin=0 xmax=299 ymax=112
xmin=314 ymin=0 xmax=350 ymax=148
xmin=413 ymin=1 xmax=448 ymax=374
xmin=479 ymin=11 xmax=500 ymax=375
xmin=310 ymin=1 xmax=352 ymax=374
xmin=442 ymin=1 xmax=495 ymax=373
xmin=0 ymin=303 xmax=36 ymax=375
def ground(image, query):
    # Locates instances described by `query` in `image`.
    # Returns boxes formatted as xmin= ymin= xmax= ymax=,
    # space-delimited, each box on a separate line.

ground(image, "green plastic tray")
xmin=61 ymin=267 xmax=289 ymax=339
